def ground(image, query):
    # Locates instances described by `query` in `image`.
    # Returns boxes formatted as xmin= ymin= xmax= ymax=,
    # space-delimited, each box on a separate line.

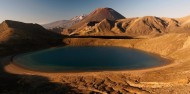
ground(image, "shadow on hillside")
xmin=0 ymin=57 xmax=80 ymax=94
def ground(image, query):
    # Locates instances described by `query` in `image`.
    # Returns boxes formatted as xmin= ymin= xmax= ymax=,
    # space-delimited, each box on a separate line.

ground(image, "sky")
xmin=0 ymin=0 xmax=190 ymax=24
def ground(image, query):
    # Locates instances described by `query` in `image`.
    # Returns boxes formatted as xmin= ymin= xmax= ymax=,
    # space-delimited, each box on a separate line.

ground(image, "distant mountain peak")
xmin=88 ymin=7 xmax=125 ymax=21
xmin=70 ymin=7 xmax=125 ymax=29
xmin=43 ymin=14 xmax=87 ymax=29
xmin=70 ymin=14 xmax=86 ymax=21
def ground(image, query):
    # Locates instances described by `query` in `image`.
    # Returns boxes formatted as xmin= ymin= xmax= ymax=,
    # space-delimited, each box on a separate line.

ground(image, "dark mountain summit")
xmin=70 ymin=8 xmax=125 ymax=29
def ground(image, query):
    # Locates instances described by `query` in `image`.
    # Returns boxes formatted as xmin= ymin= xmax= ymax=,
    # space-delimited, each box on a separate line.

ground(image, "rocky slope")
xmin=70 ymin=16 xmax=186 ymax=36
xmin=2 ymin=32 xmax=190 ymax=94
xmin=62 ymin=32 xmax=190 ymax=93
xmin=6 ymin=32 xmax=189 ymax=94
xmin=0 ymin=20 xmax=63 ymax=56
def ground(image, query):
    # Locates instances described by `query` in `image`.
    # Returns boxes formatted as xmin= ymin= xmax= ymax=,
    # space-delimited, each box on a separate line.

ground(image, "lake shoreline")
xmin=8 ymin=45 xmax=173 ymax=73
xmin=4 ymin=45 xmax=175 ymax=75
xmin=3 ymin=35 xmax=190 ymax=93
xmin=5 ymin=55 xmax=176 ymax=74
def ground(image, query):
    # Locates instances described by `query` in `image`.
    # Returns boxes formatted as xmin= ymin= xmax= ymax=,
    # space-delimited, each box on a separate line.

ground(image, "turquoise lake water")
xmin=14 ymin=46 xmax=166 ymax=72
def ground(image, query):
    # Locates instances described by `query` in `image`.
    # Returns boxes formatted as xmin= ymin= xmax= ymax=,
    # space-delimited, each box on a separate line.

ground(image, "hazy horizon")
xmin=0 ymin=0 xmax=190 ymax=24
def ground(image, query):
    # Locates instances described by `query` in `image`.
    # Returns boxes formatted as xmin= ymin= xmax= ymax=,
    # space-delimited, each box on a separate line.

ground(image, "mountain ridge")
xmin=2 ymin=8 xmax=190 ymax=37
xmin=43 ymin=14 xmax=86 ymax=29
xmin=69 ymin=15 xmax=190 ymax=36
xmin=0 ymin=20 xmax=63 ymax=45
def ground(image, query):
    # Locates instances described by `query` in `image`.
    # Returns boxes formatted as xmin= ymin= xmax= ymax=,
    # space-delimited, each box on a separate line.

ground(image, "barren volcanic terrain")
xmin=1 ymin=7 xmax=190 ymax=94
